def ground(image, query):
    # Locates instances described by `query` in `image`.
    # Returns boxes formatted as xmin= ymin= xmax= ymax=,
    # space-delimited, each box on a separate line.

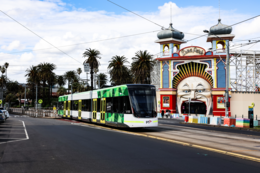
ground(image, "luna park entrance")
xmin=181 ymin=101 xmax=206 ymax=114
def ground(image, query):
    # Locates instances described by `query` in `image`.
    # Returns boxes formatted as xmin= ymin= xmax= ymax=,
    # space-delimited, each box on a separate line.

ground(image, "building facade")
xmin=154 ymin=19 xmax=234 ymax=116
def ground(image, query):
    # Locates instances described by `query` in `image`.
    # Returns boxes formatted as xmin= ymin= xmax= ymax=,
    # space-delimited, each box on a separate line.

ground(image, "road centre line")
xmin=70 ymin=121 xmax=260 ymax=163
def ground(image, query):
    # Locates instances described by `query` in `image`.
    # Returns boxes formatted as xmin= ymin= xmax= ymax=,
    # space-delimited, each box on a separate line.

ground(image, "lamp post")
xmin=204 ymin=30 xmax=230 ymax=117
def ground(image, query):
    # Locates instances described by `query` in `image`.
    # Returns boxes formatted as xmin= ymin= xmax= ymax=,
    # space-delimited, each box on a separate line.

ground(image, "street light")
xmin=204 ymin=30 xmax=230 ymax=117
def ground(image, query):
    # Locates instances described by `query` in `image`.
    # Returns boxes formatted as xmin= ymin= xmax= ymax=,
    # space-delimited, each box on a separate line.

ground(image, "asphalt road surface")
xmin=1 ymin=115 xmax=260 ymax=173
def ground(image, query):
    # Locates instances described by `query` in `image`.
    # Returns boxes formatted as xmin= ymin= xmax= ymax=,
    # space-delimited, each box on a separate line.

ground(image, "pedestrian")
xmin=161 ymin=110 xmax=164 ymax=118
xmin=166 ymin=110 xmax=170 ymax=118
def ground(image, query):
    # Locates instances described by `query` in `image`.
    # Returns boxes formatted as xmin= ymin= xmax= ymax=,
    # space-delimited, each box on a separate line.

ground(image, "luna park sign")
xmin=179 ymin=46 xmax=205 ymax=56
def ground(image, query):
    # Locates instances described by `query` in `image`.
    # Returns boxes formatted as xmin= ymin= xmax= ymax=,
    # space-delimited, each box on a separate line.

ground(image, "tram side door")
xmin=78 ymin=100 xmax=82 ymax=120
xmin=100 ymin=98 xmax=106 ymax=124
xmin=63 ymin=101 xmax=66 ymax=117
xmin=92 ymin=99 xmax=97 ymax=122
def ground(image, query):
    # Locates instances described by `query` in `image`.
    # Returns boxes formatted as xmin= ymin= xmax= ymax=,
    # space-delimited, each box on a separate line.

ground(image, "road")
xmin=0 ymin=115 xmax=260 ymax=173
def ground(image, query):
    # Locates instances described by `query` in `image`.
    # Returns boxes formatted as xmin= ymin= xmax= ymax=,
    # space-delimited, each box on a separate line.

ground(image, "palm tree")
xmin=25 ymin=65 xmax=40 ymax=106
xmin=64 ymin=71 xmax=77 ymax=94
xmin=83 ymin=48 xmax=101 ymax=90
xmin=108 ymin=55 xmax=131 ymax=85
xmin=4 ymin=62 xmax=9 ymax=79
xmin=57 ymin=86 xmax=66 ymax=96
xmin=96 ymin=73 xmax=108 ymax=88
xmin=77 ymin=68 xmax=82 ymax=78
xmin=38 ymin=62 xmax=56 ymax=99
xmin=131 ymin=50 xmax=156 ymax=84
xmin=57 ymin=76 xmax=65 ymax=87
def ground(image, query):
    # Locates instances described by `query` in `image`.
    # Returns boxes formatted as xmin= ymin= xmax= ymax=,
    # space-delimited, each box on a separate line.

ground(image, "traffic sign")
xmin=53 ymin=106 xmax=56 ymax=110
xmin=83 ymin=63 xmax=90 ymax=72
xmin=0 ymin=100 xmax=2 ymax=104
xmin=38 ymin=99 xmax=43 ymax=104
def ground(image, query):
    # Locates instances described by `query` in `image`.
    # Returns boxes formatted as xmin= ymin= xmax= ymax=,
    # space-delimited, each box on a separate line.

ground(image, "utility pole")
xmin=225 ymin=40 xmax=230 ymax=117
xmin=71 ymin=79 xmax=73 ymax=118
xmin=36 ymin=84 xmax=38 ymax=111
xmin=24 ymin=85 xmax=26 ymax=107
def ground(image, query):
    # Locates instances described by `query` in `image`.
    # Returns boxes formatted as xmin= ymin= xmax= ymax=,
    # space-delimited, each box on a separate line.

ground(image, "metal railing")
xmin=8 ymin=107 xmax=59 ymax=118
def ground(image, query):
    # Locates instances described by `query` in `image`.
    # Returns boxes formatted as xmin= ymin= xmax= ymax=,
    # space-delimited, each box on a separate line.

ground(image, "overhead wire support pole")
xmin=226 ymin=40 xmax=230 ymax=117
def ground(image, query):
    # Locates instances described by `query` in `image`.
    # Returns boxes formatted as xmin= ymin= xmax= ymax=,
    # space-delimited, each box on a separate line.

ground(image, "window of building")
xmin=163 ymin=63 xmax=169 ymax=88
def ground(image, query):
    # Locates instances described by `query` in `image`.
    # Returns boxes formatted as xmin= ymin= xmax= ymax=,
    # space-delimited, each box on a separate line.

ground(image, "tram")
xmin=57 ymin=84 xmax=158 ymax=128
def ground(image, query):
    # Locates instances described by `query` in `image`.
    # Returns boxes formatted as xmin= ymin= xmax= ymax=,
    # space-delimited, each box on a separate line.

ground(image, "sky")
xmin=0 ymin=0 xmax=259 ymax=84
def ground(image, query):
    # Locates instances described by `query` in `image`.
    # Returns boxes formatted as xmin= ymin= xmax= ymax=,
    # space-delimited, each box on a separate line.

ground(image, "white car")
xmin=2 ymin=110 xmax=10 ymax=119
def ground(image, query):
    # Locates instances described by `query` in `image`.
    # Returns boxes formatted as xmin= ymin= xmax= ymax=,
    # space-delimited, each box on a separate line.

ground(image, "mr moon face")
xmin=177 ymin=77 xmax=212 ymax=116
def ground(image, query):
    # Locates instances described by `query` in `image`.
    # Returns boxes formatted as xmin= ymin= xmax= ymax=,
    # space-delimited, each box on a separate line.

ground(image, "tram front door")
xmin=100 ymin=98 xmax=106 ymax=124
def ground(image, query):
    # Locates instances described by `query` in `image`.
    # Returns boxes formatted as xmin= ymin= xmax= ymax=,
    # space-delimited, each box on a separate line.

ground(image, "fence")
xmin=8 ymin=107 xmax=59 ymax=118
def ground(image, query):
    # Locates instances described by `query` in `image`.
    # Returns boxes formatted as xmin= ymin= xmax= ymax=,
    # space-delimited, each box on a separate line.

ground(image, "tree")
xmin=57 ymin=86 xmax=66 ymax=96
xmin=96 ymin=73 xmax=108 ymax=88
xmin=131 ymin=50 xmax=156 ymax=84
xmin=57 ymin=75 xmax=65 ymax=87
xmin=38 ymin=62 xmax=56 ymax=100
xmin=64 ymin=71 xmax=78 ymax=94
xmin=25 ymin=65 xmax=40 ymax=106
xmin=83 ymin=48 xmax=101 ymax=90
xmin=4 ymin=62 xmax=9 ymax=79
xmin=77 ymin=68 xmax=82 ymax=78
xmin=5 ymin=93 xmax=16 ymax=106
xmin=108 ymin=55 xmax=131 ymax=85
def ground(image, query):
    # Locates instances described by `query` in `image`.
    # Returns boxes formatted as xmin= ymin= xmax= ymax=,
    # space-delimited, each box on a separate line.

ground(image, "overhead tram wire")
xmin=107 ymin=0 xmax=164 ymax=28
xmin=1 ymin=30 xmax=160 ymax=55
xmin=0 ymin=9 xmax=81 ymax=64
xmin=187 ymin=15 xmax=260 ymax=42
xmin=151 ymin=15 xmax=260 ymax=57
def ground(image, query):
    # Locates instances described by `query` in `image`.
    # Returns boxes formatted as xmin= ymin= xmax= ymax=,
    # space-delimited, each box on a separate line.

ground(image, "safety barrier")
xmin=236 ymin=118 xmax=250 ymax=128
xmin=223 ymin=118 xmax=236 ymax=127
xmin=188 ymin=116 xmax=198 ymax=123
xmin=198 ymin=117 xmax=209 ymax=124
xmin=210 ymin=117 xmax=221 ymax=125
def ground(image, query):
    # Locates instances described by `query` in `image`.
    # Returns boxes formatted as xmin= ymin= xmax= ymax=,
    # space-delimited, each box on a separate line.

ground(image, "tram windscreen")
xmin=128 ymin=86 xmax=157 ymax=118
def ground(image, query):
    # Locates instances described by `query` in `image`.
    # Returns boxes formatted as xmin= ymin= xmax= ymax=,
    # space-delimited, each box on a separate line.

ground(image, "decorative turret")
xmin=206 ymin=19 xmax=235 ymax=55
xmin=155 ymin=23 xmax=186 ymax=58
xmin=157 ymin=23 xmax=185 ymax=40
xmin=209 ymin=19 xmax=232 ymax=35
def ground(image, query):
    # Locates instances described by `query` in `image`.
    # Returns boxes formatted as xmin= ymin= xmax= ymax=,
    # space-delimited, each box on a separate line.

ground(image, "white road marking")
xmin=0 ymin=120 xmax=29 ymax=144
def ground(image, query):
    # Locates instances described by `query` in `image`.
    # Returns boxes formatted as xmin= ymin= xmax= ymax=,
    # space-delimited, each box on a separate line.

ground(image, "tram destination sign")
xmin=179 ymin=46 xmax=206 ymax=56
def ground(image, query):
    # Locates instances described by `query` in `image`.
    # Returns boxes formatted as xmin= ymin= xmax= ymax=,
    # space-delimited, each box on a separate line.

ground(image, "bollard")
xmin=242 ymin=114 xmax=243 ymax=118
xmin=235 ymin=114 xmax=236 ymax=118
xmin=256 ymin=115 xmax=258 ymax=120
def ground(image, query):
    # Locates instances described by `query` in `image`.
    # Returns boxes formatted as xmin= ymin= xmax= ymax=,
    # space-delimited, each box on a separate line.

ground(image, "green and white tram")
xmin=58 ymin=84 xmax=158 ymax=128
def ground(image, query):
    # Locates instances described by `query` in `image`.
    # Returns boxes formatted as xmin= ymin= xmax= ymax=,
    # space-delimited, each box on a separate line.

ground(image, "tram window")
xmin=113 ymin=97 xmax=119 ymax=113
xmin=118 ymin=97 xmax=123 ymax=113
xmin=124 ymin=96 xmax=132 ymax=114
xmin=82 ymin=99 xmax=91 ymax=111
xmin=106 ymin=98 xmax=112 ymax=112
xmin=72 ymin=100 xmax=78 ymax=110
xmin=97 ymin=98 xmax=100 ymax=112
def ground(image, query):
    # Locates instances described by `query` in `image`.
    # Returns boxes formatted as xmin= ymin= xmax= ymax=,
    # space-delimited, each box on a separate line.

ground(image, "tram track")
xmin=56 ymin=118 xmax=260 ymax=163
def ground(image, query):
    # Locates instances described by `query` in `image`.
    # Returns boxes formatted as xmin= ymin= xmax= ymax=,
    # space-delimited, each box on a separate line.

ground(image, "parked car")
xmin=0 ymin=111 xmax=6 ymax=123
xmin=0 ymin=108 xmax=9 ymax=121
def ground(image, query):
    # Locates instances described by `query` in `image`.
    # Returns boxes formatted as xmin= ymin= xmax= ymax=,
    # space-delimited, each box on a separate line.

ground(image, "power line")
xmin=107 ymin=0 xmax=164 ymax=28
xmin=0 ymin=30 xmax=160 ymax=55
xmin=187 ymin=15 xmax=260 ymax=42
xmin=0 ymin=9 xmax=81 ymax=64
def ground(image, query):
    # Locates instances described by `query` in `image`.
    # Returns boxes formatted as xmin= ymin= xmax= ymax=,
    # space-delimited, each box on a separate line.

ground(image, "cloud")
xmin=0 ymin=0 xmax=259 ymax=83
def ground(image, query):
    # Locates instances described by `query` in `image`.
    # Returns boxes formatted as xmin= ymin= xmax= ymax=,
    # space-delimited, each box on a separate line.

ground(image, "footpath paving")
xmin=139 ymin=118 xmax=260 ymax=159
